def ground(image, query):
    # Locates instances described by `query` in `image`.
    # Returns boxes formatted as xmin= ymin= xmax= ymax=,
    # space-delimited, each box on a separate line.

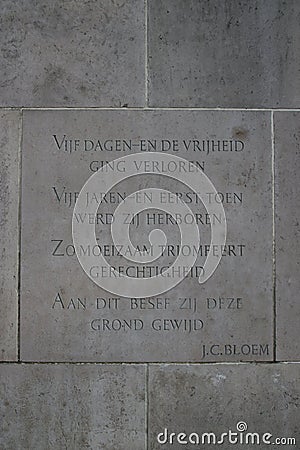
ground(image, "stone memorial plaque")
xmin=275 ymin=112 xmax=300 ymax=360
xmin=21 ymin=110 xmax=273 ymax=362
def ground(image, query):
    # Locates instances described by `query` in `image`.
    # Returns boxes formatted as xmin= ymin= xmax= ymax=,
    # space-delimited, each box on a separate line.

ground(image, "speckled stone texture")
xmin=0 ymin=364 xmax=146 ymax=449
xmin=149 ymin=364 xmax=300 ymax=449
xmin=0 ymin=0 xmax=299 ymax=447
xmin=275 ymin=112 xmax=300 ymax=361
xmin=0 ymin=0 xmax=145 ymax=107
xmin=0 ymin=110 xmax=20 ymax=361
xmin=148 ymin=0 xmax=300 ymax=108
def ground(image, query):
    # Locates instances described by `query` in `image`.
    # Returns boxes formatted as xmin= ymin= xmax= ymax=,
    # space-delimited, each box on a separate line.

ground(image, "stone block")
xmin=21 ymin=110 xmax=273 ymax=362
xmin=275 ymin=112 xmax=300 ymax=361
xmin=0 ymin=0 xmax=145 ymax=107
xmin=0 ymin=110 xmax=20 ymax=360
xmin=0 ymin=363 xmax=146 ymax=449
xmin=149 ymin=363 xmax=299 ymax=449
xmin=148 ymin=0 xmax=300 ymax=108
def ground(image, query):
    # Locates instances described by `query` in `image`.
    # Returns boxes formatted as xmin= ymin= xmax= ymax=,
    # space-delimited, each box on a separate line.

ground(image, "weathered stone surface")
xmin=0 ymin=0 xmax=145 ymax=107
xmin=149 ymin=364 xmax=300 ymax=449
xmin=275 ymin=112 xmax=300 ymax=361
xmin=0 ymin=110 xmax=20 ymax=361
xmin=148 ymin=0 xmax=300 ymax=108
xmin=0 ymin=364 xmax=146 ymax=449
xmin=21 ymin=110 xmax=273 ymax=362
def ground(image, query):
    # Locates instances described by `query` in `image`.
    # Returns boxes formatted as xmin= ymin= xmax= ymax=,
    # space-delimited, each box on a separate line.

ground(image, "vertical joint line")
xmin=145 ymin=364 xmax=149 ymax=449
xmin=145 ymin=0 xmax=148 ymax=108
xmin=17 ymin=109 xmax=23 ymax=362
xmin=271 ymin=110 xmax=276 ymax=362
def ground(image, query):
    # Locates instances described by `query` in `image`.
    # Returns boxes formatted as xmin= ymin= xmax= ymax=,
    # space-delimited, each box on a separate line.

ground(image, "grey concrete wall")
xmin=0 ymin=1 xmax=299 ymax=449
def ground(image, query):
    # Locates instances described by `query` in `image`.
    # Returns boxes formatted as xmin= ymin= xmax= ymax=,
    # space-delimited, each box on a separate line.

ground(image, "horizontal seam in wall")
xmin=1 ymin=107 xmax=300 ymax=111
xmin=0 ymin=361 xmax=298 ymax=365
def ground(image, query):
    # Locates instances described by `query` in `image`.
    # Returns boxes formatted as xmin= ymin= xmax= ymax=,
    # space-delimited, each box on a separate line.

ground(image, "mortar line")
xmin=1 ymin=360 xmax=297 ymax=365
xmin=146 ymin=364 xmax=149 ymax=450
xmin=14 ymin=107 xmax=300 ymax=112
xmin=271 ymin=111 xmax=277 ymax=362
xmin=17 ymin=109 xmax=23 ymax=362
xmin=144 ymin=0 xmax=148 ymax=108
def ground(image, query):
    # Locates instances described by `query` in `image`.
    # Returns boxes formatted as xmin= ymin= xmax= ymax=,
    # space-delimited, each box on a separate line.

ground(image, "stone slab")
xmin=149 ymin=363 xmax=300 ymax=449
xmin=148 ymin=0 xmax=300 ymax=108
xmin=21 ymin=110 xmax=273 ymax=362
xmin=0 ymin=110 xmax=20 ymax=360
xmin=275 ymin=112 xmax=300 ymax=361
xmin=0 ymin=363 xmax=146 ymax=449
xmin=0 ymin=0 xmax=145 ymax=107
